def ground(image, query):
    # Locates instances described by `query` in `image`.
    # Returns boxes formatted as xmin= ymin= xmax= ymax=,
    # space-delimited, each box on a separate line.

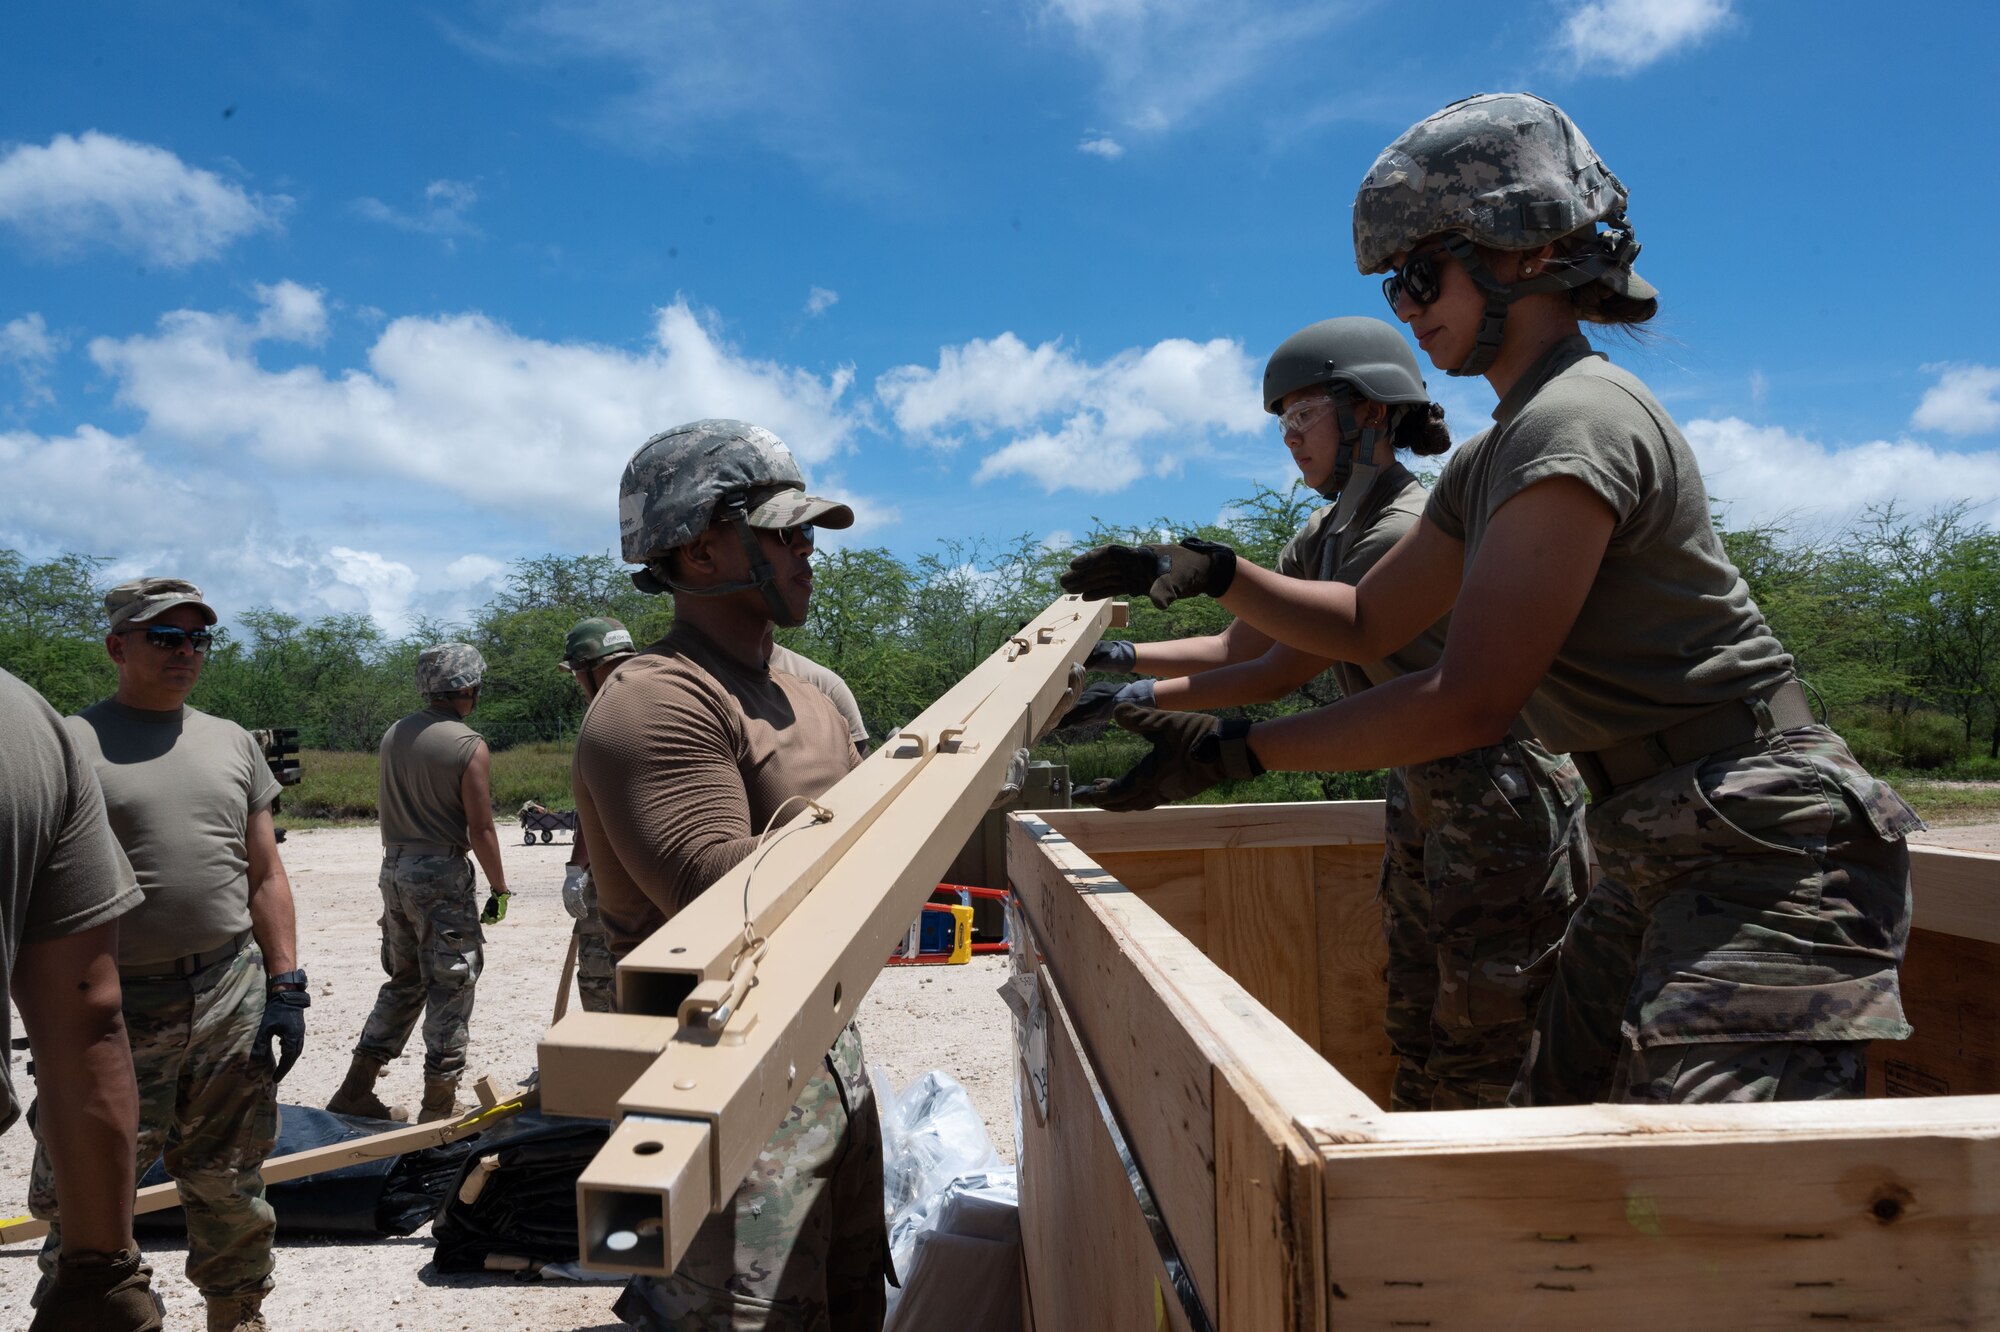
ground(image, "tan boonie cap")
xmin=105 ymin=577 xmax=217 ymax=632
xmin=744 ymin=484 xmax=854 ymax=533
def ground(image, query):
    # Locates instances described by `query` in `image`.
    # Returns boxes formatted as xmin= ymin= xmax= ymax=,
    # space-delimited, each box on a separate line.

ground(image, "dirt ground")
xmin=1 ymin=824 xmax=1018 ymax=1331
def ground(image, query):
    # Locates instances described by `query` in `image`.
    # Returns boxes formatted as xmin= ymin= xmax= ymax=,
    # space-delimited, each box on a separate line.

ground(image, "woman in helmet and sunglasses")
xmin=1068 ymin=315 xmax=1589 ymax=1112
xmin=1064 ymin=93 xmax=1919 ymax=1106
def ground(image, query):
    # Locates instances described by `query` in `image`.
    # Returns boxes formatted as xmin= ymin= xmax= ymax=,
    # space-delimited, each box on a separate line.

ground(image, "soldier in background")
xmin=555 ymin=617 xmax=637 ymax=1013
xmin=3 ymin=667 xmax=160 ymax=1332
xmin=574 ymin=419 xmax=887 ymax=1330
xmin=328 ymin=644 xmax=509 ymax=1124
xmin=30 ymin=579 xmax=305 ymax=1332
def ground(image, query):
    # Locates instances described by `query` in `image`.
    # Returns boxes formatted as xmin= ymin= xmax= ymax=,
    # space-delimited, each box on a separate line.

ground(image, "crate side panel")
xmin=1206 ymin=845 xmax=1321 ymax=1048
xmin=1321 ymin=1130 xmax=1999 ymax=1329
xmin=1019 ymin=968 xmax=1198 ymax=1332
xmin=1313 ymin=843 xmax=1395 ymax=1110
xmin=1868 ymin=925 xmax=2000 ymax=1099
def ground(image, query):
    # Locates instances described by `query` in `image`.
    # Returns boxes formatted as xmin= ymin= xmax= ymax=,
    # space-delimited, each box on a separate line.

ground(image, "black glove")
xmin=1071 ymin=705 xmax=1264 ymax=812
xmin=1083 ymin=639 xmax=1138 ymax=673
xmin=31 ymin=1249 xmax=164 ymax=1332
xmin=1060 ymin=539 xmax=1237 ymax=610
xmin=1058 ymin=678 xmax=1156 ymax=730
xmin=257 ymin=976 xmax=309 ymax=1085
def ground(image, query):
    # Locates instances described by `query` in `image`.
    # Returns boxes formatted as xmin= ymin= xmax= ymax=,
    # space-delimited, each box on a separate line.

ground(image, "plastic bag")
xmin=872 ymin=1068 xmax=1019 ymax=1323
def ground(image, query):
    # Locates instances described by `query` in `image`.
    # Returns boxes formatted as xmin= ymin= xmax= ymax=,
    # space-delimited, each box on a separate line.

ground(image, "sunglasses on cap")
xmin=1381 ymin=245 xmax=1452 ymax=313
xmin=126 ymin=625 xmax=214 ymax=652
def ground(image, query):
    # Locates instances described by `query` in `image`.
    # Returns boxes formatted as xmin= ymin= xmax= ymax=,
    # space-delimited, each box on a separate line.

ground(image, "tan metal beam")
xmin=541 ymin=594 xmax=1117 ymax=1274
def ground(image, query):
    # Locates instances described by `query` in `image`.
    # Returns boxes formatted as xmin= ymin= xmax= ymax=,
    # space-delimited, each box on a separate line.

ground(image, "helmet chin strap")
xmin=634 ymin=497 xmax=805 ymax=628
xmin=1317 ymin=389 xmax=1382 ymax=535
xmin=1438 ymin=221 xmax=1637 ymax=378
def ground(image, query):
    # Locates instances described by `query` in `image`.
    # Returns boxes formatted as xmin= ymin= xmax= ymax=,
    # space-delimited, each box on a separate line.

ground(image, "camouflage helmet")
xmin=1263 ymin=317 xmax=1429 ymax=415
xmin=1353 ymin=92 xmax=1641 ymax=276
xmin=416 ymin=642 xmax=485 ymax=694
xmin=1352 ymin=93 xmax=1652 ymax=377
xmin=561 ymin=616 xmax=636 ymax=669
xmin=617 ymin=419 xmax=854 ymax=565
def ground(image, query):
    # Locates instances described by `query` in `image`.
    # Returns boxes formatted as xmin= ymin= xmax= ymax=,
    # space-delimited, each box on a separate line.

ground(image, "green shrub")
xmin=281 ymin=744 xmax=575 ymax=823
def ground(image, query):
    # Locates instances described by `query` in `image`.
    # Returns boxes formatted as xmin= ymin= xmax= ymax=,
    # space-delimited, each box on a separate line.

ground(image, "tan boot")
xmin=418 ymin=1074 xmax=461 ymax=1123
xmin=206 ymin=1292 xmax=269 ymax=1332
xmin=325 ymin=1054 xmax=408 ymax=1122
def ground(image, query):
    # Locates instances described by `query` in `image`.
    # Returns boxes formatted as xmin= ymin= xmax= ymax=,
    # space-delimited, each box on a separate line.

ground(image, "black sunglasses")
xmin=129 ymin=625 xmax=214 ymax=652
xmin=769 ymin=523 xmax=815 ymax=549
xmin=1381 ymin=246 xmax=1451 ymax=313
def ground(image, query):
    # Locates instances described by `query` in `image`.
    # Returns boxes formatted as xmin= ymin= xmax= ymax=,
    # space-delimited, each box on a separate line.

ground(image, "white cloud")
xmin=805 ymin=286 xmax=839 ymax=317
xmin=1911 ymin=364 xmax=2000 ymax=438
xmin=321 ymin=547 xmax=422 ymax=627
xmin=354 ymin=178 xmax=481 ymax=240
xmin=0 ymin=131 xmax=286 ymax=266
xmin=87 ymin=288 xmax=862 ymax=541
xmin=877 ymin=331 xmax=1265 ymax=493
xmin=1559 ymin=0 xmax=1734 ymax=74
xmin=1077 ymin=135 xmax=1125 ymax=159
xmin=1683 ymin=417 xmax=2000 ymax=531
xmin=1041 ymin=0 xmax=1349 ymax=132
xmin=251 ymin=281 xmax=329 ymax=345
xmin=1 ymin=313 xmax=64 ymax=405
xmin=442 ymin=553 xmax=509 ymax=588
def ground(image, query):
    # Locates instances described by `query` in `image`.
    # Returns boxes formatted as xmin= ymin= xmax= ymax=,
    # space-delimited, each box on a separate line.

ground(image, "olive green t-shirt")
xmin=574 ymin=621 xmax=860 ymax=961
xmin=1277 ymin=462 xmax=1450 ymax=699
xmin=1 ymin=670 xmax=144 ymax=1132
xmin=1425 ymin=335 xmax=1793 ymax=754
xmin=65 ymin=699 xmax=280 ymax=966
xmin=378 ymin=707 xmax=485 ymax=852
xmin=771 ymin=644 xmax=870 ymax=748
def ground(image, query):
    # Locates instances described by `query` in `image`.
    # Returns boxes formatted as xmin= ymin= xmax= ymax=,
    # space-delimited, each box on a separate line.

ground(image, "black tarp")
xmin=134 ymin=1105 xmax=485 ymax=1239
xmin=429 ymin=1112 xmax=610 ymax=1272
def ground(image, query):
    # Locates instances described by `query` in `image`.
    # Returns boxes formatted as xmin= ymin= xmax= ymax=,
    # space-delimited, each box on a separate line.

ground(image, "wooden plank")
xmin=1312 ymin=844 xmax=1395 ymax=1111
xmin=1910 ymin=845 xmax=2000 ymax=944
xmin=1319 ymin=1121 xmax=2000 ymax=1329
xmin=1215 ymin=1069 xmax=1325 ymax=1332
xmin=1043 ymin=800 xmax=1387 ymax=855
xmin=1094 ymin=849 xmax=1208 ymax=948
xmin=1868 ymin=926 xmax=2000 ymax=1098
xmin=1205 ymin=846 xmax=1320 ymax=1048
xmin=1019 ymin=967 xmax=1197 ymax=1332
xmin=1010 ymin=819 xmax=1225 ymax=1317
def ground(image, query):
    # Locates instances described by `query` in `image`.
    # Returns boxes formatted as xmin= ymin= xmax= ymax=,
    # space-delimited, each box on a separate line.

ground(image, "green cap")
xmin=563 ymin=617 xmax=637 ymax=669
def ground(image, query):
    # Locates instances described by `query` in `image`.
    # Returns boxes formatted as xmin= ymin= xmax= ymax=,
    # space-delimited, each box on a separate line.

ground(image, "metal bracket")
xmin=939 ymin=725 xmax=979 ymax=754
xmin=1005 ymin=636 xmax=1031 ymax=661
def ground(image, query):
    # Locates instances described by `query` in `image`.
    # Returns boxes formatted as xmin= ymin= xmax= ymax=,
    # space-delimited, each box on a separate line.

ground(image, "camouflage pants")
xmin=615 ymin=1023 xmax=888 ymax=1332
xmin=354 ymin=851 xmax=483 ymax=1078
xmin=576 ymin=904 xmax=618 ymax=1015
xmin=1514 ymin=725 xmax=1919 ymax=1107
xmin=1380 ymin=738 xmax=1589 ymax=1111
xmin=30 ymin=945 xmax=277 ymax=1300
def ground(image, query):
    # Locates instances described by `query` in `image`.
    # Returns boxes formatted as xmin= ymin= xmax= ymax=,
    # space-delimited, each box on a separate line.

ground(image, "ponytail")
xmin=1393 ymin=401 xmax=1452 ymax=457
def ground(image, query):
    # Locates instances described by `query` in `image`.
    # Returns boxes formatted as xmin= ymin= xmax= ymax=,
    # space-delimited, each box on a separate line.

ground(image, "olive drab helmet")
xmin=1263 ymin=316 xmax=1432 ymax=534
xmin=417 ymin=642 xmax=486 ymax=695
xmin=1353 ymin=92 xmax=1654 ymax=377
xmin=617 ymin=419 xmax=854 ymax=627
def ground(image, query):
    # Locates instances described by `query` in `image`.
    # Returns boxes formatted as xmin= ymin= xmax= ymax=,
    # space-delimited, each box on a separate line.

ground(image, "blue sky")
xmin=2 ymin=0 xmax=1995 ymax=633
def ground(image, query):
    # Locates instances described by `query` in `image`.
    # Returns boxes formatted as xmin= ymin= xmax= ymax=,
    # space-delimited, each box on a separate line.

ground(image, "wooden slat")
xmin=1910 ymin=845 xmax=2000 ymax=943
xmin=1019 ymin=968 xmax=1197 ymax=1332
xmin=1215 ymin=1070 xmax=1326 ymax=1332
xmin=1320 ymin=1123 xmax=2000 ymax=1329
xmin=1042 ymin=800 xmax=1386 ymax=855
xmin=1311 ymin=844 xmax=1395 ymax=1111
xmin=1205 ymin=846 xmax=1320 ymax=1048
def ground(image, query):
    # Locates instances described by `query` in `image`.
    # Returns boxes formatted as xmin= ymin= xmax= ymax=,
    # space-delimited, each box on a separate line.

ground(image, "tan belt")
xmin=1573 ymin=680 xmax=1816 ymax=801
xmin=119 ymin=928 xmax=252 ymax=981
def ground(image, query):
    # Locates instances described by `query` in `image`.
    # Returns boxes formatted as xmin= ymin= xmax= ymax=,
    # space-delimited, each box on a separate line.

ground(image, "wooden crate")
xmin=1007 ymin=802 xmax=2000 ymax=1331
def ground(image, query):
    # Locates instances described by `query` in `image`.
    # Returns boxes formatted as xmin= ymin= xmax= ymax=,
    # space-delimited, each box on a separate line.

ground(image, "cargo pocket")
xmin=425 ymin=907 xmax=484 ymax=990
xmin=1624 ymin=952 xmax=1910 ymax=1048
xmin=1431 ymin=862 xmax=1575 ymax=1033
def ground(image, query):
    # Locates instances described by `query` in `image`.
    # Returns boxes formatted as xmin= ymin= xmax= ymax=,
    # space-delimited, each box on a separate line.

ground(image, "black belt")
xmin=1573 ymin=680 xmax=1815 ymax=801
xmin=119 ymin=928 xmax=252 ymax=981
